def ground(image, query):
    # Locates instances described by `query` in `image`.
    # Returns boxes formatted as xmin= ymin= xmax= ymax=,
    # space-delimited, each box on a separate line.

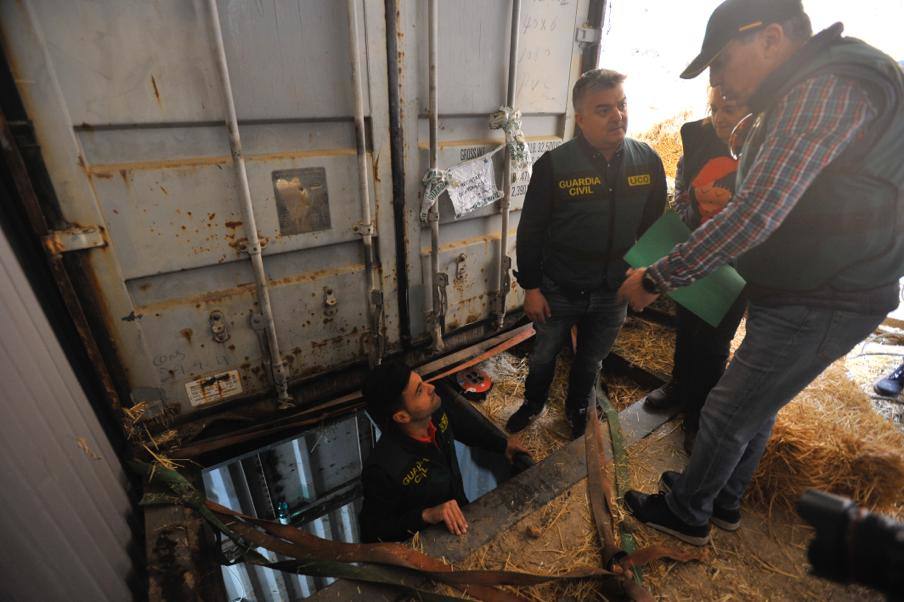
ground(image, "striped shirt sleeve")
xmin=647 ymin=73 xmax=876 ymax=291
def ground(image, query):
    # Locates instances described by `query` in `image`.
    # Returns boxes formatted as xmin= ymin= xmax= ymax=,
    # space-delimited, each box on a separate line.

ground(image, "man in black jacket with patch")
xmin=510 ymin=68 xmax=667 ymax=439
xmin=358 ymin=361 xmax=528 ymax=543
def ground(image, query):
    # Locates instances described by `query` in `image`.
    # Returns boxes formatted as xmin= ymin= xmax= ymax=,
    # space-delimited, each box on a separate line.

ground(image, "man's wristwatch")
xmin=641 ymin=270 xmax=661 ymax=294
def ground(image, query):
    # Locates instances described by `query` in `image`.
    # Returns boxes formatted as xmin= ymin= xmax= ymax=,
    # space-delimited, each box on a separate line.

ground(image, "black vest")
xmin=735 ymin=24 xmax=904 ymax=297
xmin=545 ymin=137 xmax=662 ymax=291
xmin=679 ymin=119 xmax=738 ymax=230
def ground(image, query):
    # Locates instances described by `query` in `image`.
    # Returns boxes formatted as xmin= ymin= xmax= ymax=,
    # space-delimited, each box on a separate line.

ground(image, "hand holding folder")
xmin=624 ymin=212 xmax=746 ymax=327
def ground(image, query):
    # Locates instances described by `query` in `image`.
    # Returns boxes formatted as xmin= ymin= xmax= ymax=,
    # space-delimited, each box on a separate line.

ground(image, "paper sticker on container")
xmin=185 ymin=370 xmax=243 ymax=407
xmin=446 ymin=153 xmax=503 ymax=218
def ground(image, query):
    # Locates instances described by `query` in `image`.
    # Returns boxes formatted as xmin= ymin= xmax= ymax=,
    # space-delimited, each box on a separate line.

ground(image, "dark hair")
xmin=362 ymin=360 xmax=412 ymax=428
xmin=737 ymin=13 xmax=812 ymax=44
xmin=572 ymin=68 xmax=627 ymax=111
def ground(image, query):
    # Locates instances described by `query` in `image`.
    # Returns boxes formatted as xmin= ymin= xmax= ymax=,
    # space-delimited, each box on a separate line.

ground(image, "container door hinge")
xmin=575 ymin=25 xmax=602 ymax=46
xmin=43 ymin=225 xmax=106 ymax=255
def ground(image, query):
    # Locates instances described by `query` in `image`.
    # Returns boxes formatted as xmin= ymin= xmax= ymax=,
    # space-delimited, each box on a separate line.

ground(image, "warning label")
xmin=185 ymin=370 xmax=243 ymax=407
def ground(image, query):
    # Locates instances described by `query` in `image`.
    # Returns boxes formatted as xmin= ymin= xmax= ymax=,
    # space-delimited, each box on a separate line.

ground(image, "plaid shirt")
xmin=648 ymin=73 xmax=876 ymax=291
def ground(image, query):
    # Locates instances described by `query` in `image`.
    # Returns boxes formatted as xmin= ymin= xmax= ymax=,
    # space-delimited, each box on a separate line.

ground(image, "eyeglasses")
xmin=729 ymin=113 xmax=756 ymax=160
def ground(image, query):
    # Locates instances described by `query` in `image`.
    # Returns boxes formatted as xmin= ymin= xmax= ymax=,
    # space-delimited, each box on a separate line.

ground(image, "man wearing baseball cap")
xmin=618 ymin=0 xmax=904 ymax=545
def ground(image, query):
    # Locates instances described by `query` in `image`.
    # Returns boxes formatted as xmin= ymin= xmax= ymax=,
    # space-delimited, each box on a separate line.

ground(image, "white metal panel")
xmin=0 ymin=0 xmax=398 ymax=412
xmin=0 ymin=227 xmax=133 ymax=601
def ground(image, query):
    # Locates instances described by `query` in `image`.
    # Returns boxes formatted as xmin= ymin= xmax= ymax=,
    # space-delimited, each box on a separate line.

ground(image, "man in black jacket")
xmin=358 ymin=361 xmax=528 ymax=542
xmin=511 ymin=68 xmax=667 ymax=438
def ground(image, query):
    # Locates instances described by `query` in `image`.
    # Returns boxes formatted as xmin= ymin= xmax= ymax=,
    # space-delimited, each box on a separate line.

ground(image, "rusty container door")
xmin=395 ymin=0 xmax=593 ymax=343
xmin=1 ymin=0 xmax=399 ymax=415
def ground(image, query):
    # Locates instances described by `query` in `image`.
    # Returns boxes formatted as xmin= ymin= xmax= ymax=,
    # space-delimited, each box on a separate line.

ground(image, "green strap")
xmin=596 ymin=379 xmax=643 ymax=583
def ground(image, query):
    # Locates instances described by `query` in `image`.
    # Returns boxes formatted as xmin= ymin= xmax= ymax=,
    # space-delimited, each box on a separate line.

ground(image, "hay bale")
xmin=749 ymin=362 xmax=904 ymax=513
xmin=635 ymin=112 xmax=690 ymax=180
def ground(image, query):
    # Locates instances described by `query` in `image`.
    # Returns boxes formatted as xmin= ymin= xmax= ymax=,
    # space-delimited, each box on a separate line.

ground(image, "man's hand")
xmin=422 ymin=500 xmax=469 ymax=536
xmin=618 ymin=268 xmax=660 ymax=312
xmin=524 ymin=288 xmax=552 ymax=324
xmin=504 ymin=435 xmax=530 ymax=463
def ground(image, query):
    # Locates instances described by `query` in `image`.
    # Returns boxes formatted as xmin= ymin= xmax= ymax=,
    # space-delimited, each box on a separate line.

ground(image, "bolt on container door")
xmin=1 ymin=0 xmax=400 ymax=414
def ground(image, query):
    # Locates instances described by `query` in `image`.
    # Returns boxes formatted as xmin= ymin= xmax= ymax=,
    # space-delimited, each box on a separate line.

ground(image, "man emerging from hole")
xmin=510 ymin=68 xmax=668 ymax=439
xmin=358 ymin=361 xmax=529 ymax=542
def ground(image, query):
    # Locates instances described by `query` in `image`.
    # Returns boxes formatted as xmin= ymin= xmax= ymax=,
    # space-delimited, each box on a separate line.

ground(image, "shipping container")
xmin=1 ymin=0 xmax=604 ymax=599
xmin=0 ymin=0 xmax=597 ymax=418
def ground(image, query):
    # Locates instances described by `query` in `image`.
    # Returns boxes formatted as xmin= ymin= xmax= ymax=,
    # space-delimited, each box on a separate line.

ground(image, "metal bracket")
xmin=501 ymin=255 xmax=513 ymax=295
xmin=208 ymin=309 xmax=231 ymax=343
xmin=323 ymin=287 xmax=338 ymax=321
xmin=370 ymin=289 xmax=383 ymax=310
xmin=454 ymin=253 xmax=467 ymax=281
xmin=352 ymin=222 xmax=375 ymax=237
xmin=43 ymin=225 xmax=106 ymax=255
xmin=249 ymin=312 xmax=270 ymax=368
xmin=435 ymin=272 xmax=449 ymax=317
xmin=575 ymin=25 xmax=602 ymax=46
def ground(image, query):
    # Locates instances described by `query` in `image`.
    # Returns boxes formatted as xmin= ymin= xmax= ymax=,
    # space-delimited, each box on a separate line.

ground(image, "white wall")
xmin=0 ymin=226 xmax=134 ymax=602
xmin=601 ymin=0 xmax=904 ymax=135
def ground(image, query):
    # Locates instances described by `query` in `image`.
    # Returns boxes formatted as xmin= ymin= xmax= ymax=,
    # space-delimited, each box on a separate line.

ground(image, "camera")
xmin=796 ymin=489 xmax=904 ymax=599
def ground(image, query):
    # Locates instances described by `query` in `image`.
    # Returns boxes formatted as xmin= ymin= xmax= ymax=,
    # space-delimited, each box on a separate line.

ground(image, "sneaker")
xmin=505 ymin=403 xmax=546 ymax=434
xmin=644 ymin=380 xmax=683 ymax=411
xmin=874 ymin=362 xmax=904 ymax=397
xmin=659 ymin=470 xmax=741 ymax=531
xmin=624 ymin=490 xmax=711 ymax=546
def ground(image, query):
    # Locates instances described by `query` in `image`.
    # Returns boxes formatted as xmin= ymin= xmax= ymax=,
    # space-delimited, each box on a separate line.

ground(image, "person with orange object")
xmin=643 ymin=87 xmax=749 ymax=454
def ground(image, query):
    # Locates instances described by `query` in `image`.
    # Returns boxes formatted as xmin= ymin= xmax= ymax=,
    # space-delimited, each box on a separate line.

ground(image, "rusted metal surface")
xmin=1 ymin=0 xmax=400 ymax=416
xmin=493 ymin=0 xmax=523 ymax=330
xmin=0 ymin=110 xmax=124 ymax=416
xmin=145 ymin=470 xmax=227 ymax=602
xmin=1 ymin=0 xmax=593 ymax=431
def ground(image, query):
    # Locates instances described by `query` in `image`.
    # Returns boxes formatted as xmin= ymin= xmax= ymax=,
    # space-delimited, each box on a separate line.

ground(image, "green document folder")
xmin=624 ymin=212 xmax=746 ymax=328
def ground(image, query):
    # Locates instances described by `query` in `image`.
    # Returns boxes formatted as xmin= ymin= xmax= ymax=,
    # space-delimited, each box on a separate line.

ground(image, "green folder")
xmin=624 ymin=212 xmax=746 ymax=328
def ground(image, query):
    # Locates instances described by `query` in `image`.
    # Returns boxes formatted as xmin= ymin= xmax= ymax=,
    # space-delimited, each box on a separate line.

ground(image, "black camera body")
xmin=797 ymin=489 xmax=904 ymax=599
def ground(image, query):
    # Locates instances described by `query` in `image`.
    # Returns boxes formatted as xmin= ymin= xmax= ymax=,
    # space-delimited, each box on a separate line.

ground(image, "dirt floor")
xmin=444 ymin=420 xmax=880 ymax=601
xmin=450 ymin=309 xmax=904 ymax=600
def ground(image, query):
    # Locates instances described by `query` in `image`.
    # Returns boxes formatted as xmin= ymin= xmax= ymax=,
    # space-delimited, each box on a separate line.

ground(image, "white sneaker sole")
xmin=644 ymin=521 xmax=711 ymax=547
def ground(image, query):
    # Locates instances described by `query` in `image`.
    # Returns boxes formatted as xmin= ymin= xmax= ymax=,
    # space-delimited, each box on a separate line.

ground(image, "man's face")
xmin=394 ymin=371 xmax=440 ymax=423
xmin=708 ymin=32 xmax=774 ymax=104
xmin=574 ymin=84 xmax=628 ymax=151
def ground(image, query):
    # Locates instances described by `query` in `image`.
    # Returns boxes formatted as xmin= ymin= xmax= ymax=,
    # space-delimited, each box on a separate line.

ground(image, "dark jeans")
xmin=672 ymin=292 xmax=747 ymax=432
xmin=666 ymin=302 xmax=886 ymax=526
xmin=524 ymin=277 xmax=627 ymax=418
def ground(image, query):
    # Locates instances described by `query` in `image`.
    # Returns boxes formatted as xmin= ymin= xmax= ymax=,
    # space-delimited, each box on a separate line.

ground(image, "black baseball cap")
xmin=681 ymin=0 xmax=806 ymax=79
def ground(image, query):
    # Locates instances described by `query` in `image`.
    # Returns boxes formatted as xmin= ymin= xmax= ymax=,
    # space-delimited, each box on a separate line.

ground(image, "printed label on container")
xmin=185 ymin=370 xmax=243 ymax=407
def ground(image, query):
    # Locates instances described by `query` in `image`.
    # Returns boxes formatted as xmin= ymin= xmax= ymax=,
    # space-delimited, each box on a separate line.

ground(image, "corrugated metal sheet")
xmin=202 ymin=408 xmax=507 ymax=601
xmin=203 ymin=412 xmax=373 ymax=601
xmin=0 ymin=226 xmax=133 ymax=601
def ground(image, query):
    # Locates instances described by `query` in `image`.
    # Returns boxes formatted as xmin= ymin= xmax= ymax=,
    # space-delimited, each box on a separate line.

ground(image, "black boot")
xmin=644 ymin=380 xmax=683 ymax=410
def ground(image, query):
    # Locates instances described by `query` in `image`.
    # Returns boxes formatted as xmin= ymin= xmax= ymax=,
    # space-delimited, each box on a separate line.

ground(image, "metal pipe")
xmin=347 ymin=0 xmax=384 ymax=366
xmin=582 ymin=0 xmax=608 ymax=74
xmin=427 ymin=0 xmax=444 ymax=351
xmin=206 ymin=0 xmax=292 ymax=407
xmin=384 ymin=0 xmax=413 ymax=349
xmin=494 ymin=0 xmax=522 ymax=330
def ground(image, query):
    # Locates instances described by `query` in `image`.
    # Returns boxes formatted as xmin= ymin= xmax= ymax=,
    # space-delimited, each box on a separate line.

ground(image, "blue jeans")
xmin=524 ymin=277 xmax=627 ymax=418
xmin=666 ymin=302 xmax=886 ymax=526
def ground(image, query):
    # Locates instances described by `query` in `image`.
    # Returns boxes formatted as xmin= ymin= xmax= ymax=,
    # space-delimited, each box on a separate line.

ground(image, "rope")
xmin=489 ymin=106 xmax=532 ymax=170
